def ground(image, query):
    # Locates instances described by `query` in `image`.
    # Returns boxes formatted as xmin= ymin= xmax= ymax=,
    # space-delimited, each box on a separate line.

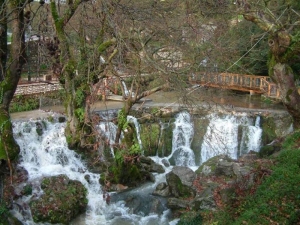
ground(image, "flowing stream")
xmin=11 ymin=110 xmax=263 ymax=224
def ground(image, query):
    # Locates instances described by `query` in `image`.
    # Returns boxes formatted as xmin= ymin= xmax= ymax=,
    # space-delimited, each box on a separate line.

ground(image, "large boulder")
xmin=30 ymin=175 xmax=87 ymax=224
xmin=166 ymin=166 xmax=196 ymax=198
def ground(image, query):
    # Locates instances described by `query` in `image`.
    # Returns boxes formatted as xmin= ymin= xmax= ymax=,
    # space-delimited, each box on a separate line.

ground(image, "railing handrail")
xmin=190 ymin=72 xmax=281 ymax=99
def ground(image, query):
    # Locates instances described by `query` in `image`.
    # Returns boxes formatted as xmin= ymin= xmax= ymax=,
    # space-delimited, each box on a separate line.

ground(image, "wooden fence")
xmin=189 ymin=72 xmax=281 ymax=99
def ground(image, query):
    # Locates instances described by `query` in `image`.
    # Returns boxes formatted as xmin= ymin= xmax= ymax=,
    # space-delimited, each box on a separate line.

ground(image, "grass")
xmin=209 ymin=130 xmax=300 ymax=225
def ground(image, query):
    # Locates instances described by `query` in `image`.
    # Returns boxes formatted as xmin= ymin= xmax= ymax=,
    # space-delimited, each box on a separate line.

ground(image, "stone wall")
xmin=14 ymin=82 xmax=62 ymax=96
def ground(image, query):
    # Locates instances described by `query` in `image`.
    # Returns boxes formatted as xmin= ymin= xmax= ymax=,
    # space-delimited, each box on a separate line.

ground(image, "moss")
xmin=178 ymin=211 xmax=203 ymax=225
xmin=0 ymin=111 xmax=20 ymax=160
xmin=157 ymin=121 xmax=174 ymax=157
xmin=267 ymin=54 xmax=276 ymax=80
xmin=141 ymin=123 xmax=160 ymax=156
xmin=259 ymin=145 xmax=277 ymax=157
xmin=261 ymin=116 xmax=277 ymax=145
xmin=30 ymin=175 xmax=87 ymax=224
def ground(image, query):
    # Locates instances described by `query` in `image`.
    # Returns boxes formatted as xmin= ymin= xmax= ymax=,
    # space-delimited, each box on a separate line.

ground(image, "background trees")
xmin=237 ymin=0 xmax=300 ymax=128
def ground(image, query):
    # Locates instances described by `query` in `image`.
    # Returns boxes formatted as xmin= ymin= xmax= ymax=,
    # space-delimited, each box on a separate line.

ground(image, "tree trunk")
xmin=114 ymin=84 xmax=168 ymax=145
xmin=0 ymin=1 xmax=26 ymax=161
xmin=0 ymin=0 xmax=7 ymax=82
xmin=241 ymin=6 xmax=300 ymax=128
xmin=272 ymin=63 xmax=300 ymax=128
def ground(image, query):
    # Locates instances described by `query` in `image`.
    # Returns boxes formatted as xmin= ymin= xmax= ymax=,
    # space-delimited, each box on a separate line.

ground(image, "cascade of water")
xmin=121 ymin=81 xmax=135 ymax=97
xmin=239 ymin=116 xmax=262 ymax=156
xmin=169 ymin=111 xmax=195 ymax=167
xmin=121 ymin=81 xmax=129 ymax=97
xmin=13 ymin=119 xmax=107 ymax=224
xmin=200 ymin=114 xmax=262 ymax=164
xmin=12 ymin=117 xmax=175 ymax=225
xmin=127 ymin=115 xmax=143 ymax=151
xmin=98 ymin=121 xmax=118 ymax=157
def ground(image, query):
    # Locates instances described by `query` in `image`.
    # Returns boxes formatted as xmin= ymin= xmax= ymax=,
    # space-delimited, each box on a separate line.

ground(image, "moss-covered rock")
xmin=261 ymin=113 xmax=293 ymax=145
xmin=196 ymin=155 xmax=233 ymax=176
xmin=140 ymin=123 xmax=160 ymax=156
xmin=157 ymin=120 xmax=174 ymax=157
xmin=259 ymin=144 xmax=280 ymax=157
xmin=30 ymin=175 xmax=87 ymax=224
xmin=166 ymin=167 xmax=196 ymax=198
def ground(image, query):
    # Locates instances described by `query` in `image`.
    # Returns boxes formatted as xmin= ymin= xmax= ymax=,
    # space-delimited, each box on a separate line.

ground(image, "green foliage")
xmin=0 ymin=203 xmax=9 ymax=218
xmin=115 ymin=149 xmax=125 ymax=165
xmin=282 ymin=130 xmax=300 ymax=150
xmin=75 ymin=108 xmax=85 ymax=123
xmin=178 ymin=211 xmax=203 ymax=225
xmin=9 ymin=96 xmax=39 ymax=113
xmin=211 ymin=132 xmax=300 ymax=224
xmin=129 ymin=143 xmax=141 ymax=155
xmin=22 ymin=184 xmax=33 ymax=196
xmin=259 ymin=145 xmax=276 ymax=157
xmin=75 ymin=89 xmax=85 ymax=106
xmin=117 ymin=108 xmax=129 ymax=130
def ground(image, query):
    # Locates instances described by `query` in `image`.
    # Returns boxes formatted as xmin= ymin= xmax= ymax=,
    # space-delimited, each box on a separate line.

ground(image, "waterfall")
xmin=201 ymin=114 xmax=262 ymax=164
xmin=13 ymin=119 xmax=106 ymax=224
xmin=121 ymin=81 xmax=134 ymax=97
xmin=98 ymin=121 xmax=118 ymax=157
xmin=10 ymin=111 xmax=264 ymax=224
xmin=239 ymin=116 xmax=262 ymax=156
xmin=12 ymin=117 xmax=174 ymax=225
xmin=169 ymin=111 xmax=195 ymax=167
xmin=127 ymin=115 xmax=143 ymax=151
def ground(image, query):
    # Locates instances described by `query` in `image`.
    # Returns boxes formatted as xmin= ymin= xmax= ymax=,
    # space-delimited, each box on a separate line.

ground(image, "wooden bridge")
xmin=14 ymin=72 xmax=281 ymax=100
xmin=189 ymin=72 xmax=281 ymax=99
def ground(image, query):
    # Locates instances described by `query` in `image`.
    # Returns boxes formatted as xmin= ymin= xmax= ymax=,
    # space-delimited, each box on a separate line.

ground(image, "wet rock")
xmin=239 ymin=151 xmax=259 ymax=161
xmin=192 ymin=183 xmax=218 ymax=211
xmin=232 ymin=163 xmax=254 ymax=186
xmin=150 ymin=163 xmax=165 ymax=173
xmin=58 ymin=116 xmax=66 ymax=123
xmin=111 ymin=192 xmax=166 ymax=216
xmin=30 ymin=175 xmax=87 ymax=224
xmin=110 ymin=183 xmax=128 ymax=192
xmin=215 ymin=160 xmax=234 ymax=177
xmin=153 ymin=182 xmax=170 ymax=197
xmin=139 ymin=156 xmax=165 ymax=173
xmin=167 ymin=197 xmax=190 ymax=210
xmin=35 ymin=122 xmax=44 ymax=136
xmin=161 ymin=159 xmax=170 ymax=167
xmin=196 ymin=155 xmax=233 ymax=176
xmin=166 ymin=166 xmax=196 ymax=198
xmin=172 ymin=166 xmax=195 ymax=187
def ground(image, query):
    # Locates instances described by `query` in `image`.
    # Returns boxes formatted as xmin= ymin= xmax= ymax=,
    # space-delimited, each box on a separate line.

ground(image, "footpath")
xmin=11 ymin=100 xmax=125 ymax=121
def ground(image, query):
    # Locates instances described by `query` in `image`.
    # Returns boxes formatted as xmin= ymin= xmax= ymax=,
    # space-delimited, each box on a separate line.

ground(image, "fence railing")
xmin=189 ymin=72 xmax=281 ymax=99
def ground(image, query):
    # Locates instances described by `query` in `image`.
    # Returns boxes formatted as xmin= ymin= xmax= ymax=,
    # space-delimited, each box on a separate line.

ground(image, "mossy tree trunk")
xmin=0 ymin=0 xmax=27 ymax=161
xmin=49 ymin=0 xmax=117 ymax=150
xmin=115 ymin=85 xmax=168 ymax=145
xmin=239 ymin=2 xmax=300 ymax=128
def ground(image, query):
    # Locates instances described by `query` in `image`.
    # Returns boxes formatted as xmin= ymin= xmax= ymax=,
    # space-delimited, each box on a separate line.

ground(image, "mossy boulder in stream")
xmin=30 ymin=175 xmax=88 ymax=224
